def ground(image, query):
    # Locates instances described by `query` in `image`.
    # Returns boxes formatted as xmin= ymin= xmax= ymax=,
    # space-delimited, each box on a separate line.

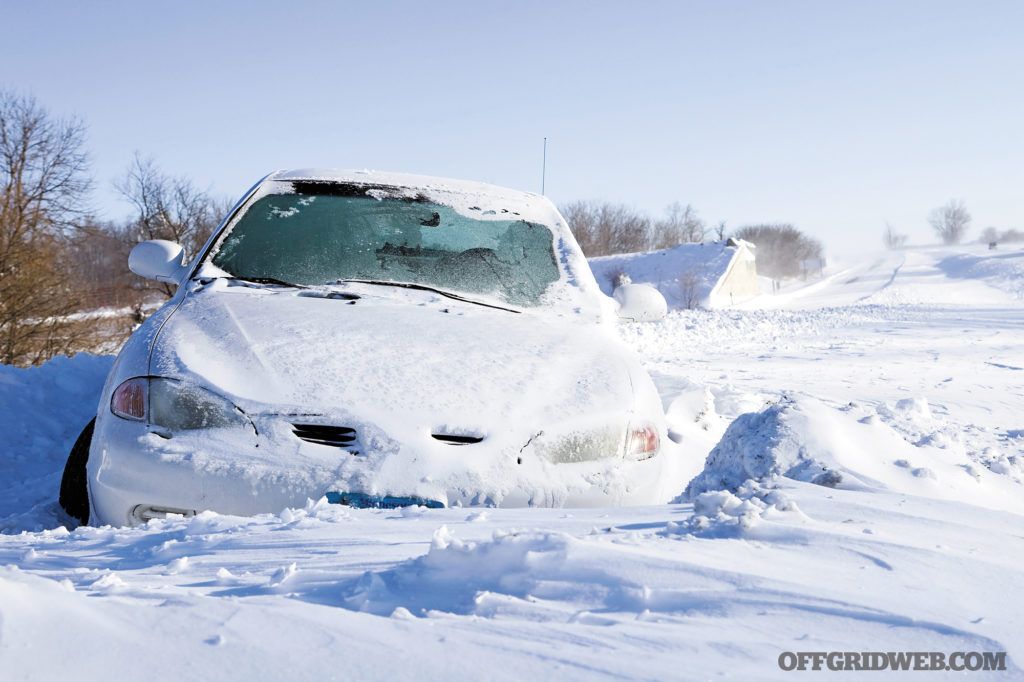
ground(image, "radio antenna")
xmin=541 ymin=137 xmax=547 ymax=195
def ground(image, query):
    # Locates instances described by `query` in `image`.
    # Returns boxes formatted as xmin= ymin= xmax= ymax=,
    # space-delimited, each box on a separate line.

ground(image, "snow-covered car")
xmin=59 ymin=170 xmax=670 ymax=526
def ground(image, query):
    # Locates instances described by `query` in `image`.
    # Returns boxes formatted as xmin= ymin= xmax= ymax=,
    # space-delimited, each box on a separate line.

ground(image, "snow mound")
xmin=0 ymin=354 xmax=113 ymax=532
xmin=341 ymin=525 xmax=718 ymax=621
xmin=875 ymin=397 xmax=1023 ymax=483
xmin=938 ymin=249 xmax=1024 ymax=298
xmin=588 ymin=241 xmax=743 ymax=309
xmin=666 ymin=479 xmax=807 ymax=538
xmin=662 ymin=379 xmax=729 ymax=454
xmin=684 ymin=395 xmax=1024 ymax=512
xmin=342 ymin=526 xmax=582 ymax=617
xmin=684 ymin=396 xmax=852 ymax=497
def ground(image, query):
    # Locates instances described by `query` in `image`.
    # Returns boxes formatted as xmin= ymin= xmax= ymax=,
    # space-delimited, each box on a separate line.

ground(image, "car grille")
xmin=432 ymin=433 xmax=484 ymax=445
xmin=292 ymin=424 xmax=359 ymax=453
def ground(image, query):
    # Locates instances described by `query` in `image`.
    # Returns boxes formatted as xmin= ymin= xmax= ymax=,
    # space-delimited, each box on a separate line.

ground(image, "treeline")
xmin=884 ymin=199 xmax=1022 ymax=249
xmin=560 ymin=200 xmax=726 ymax=256
xmin=732 ymin=224 xmax=824 ymax=280
xmin=980 ymin=226 xmax=1024 ymax=245
xmin=1 ymin=91 xmax=224 ymax=366
xmin=561 ymin=200 xmax=824 ymax=281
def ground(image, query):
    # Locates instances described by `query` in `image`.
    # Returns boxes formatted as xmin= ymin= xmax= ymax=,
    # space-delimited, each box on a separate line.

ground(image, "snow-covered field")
xmin=2 ymin=244 xmax=1022 ymax=679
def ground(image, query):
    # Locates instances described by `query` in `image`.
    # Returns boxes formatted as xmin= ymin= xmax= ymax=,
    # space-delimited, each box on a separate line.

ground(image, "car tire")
xmin=59 ymin=418 xmax=95 ymax=526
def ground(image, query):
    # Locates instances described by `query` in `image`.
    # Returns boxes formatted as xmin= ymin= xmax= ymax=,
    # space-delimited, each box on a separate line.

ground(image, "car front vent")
xmin=292 ymin=424 xmax=359 ymax=453
xmin=431 ymin=433 xmax=484 ymax=446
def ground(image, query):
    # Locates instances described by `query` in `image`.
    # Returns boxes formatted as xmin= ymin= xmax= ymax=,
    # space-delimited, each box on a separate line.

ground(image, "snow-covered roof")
xmin=588 ymin=240 xmax=753 ymax=309
xmin=268 ymin=168 xmax=539 ymax=205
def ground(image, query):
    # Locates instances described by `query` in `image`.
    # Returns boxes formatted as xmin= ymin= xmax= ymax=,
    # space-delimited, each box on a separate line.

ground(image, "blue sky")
xmin=4 ymin=1 xmax=1021 ymax=253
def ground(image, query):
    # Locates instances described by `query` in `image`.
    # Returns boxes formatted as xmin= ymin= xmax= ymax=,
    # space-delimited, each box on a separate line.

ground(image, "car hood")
xmin=151 ymin=282 xmax=637 ymax=437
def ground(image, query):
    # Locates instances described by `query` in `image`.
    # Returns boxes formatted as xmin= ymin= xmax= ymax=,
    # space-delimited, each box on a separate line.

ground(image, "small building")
xmin=588 ymin=239 xmax=758 ymax=309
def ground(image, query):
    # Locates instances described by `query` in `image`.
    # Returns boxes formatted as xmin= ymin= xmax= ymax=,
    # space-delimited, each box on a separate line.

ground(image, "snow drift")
xmin=938 ymin=249 xmax=1024 ymax=299
xmin=0 ymin=354 xmax=112 ymax=532
xmin=588 ymin=240 xmax=757 ymax=309
xmin=684 ymin=394 xmax=1024 ymax=514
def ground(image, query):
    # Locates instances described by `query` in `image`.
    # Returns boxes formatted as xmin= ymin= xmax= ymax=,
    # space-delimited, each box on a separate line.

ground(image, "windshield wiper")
xmin=223 ymin=276 xmax=309 ymax=289
xmin=335 ymin=279 xmax=520 ymax=313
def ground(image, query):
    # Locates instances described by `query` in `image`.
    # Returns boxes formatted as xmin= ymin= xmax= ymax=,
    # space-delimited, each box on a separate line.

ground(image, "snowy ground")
xmin=2 ymin=244 xmax=1023 ymax=679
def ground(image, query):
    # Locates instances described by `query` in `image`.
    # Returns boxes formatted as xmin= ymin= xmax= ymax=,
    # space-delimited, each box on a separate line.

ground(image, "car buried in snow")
xmin=59 ymin=170 xmax=670 ymax=526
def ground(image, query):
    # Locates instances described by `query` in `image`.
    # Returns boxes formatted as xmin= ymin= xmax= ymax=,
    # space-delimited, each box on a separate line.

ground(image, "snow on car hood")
xmin=153 ymin=281 xmax=634 ymax=424
xmin=145 ymin=280 xmax=658 ymax=506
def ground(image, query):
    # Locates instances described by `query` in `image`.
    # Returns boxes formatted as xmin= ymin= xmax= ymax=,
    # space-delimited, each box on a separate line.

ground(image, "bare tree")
xmin=714 ymin=220 xmax=727 ymax=241
xmin=562 ymin=200 xmax=713 ymax=256
xmin=0 ymin=91 xmax=96 ymax=365
xmin=560 ymin=200 xmax=601 ymax=256
xmin=115 ymin=153 xmax=224 ymax=295
xmin=679 ymin=269 xmax=702 ymax=309
xmin=65 ymin=219 xmax=141 ymax=310
xmin=652 ymin=202 xmax=704 ymax=248
xmin=928 ymin=200 xmax=971 ymax=245
xmin=560 ymin=200 xmax=651 ymax=256
xmin=733 ymin=223 xmax=823 ymax=281
xmin=883 ymin=222 xmax=907 ymax=249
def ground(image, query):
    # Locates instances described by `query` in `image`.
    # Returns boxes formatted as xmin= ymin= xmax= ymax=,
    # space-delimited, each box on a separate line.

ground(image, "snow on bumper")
xmin=87 ymin=412 xmax=667 ymax=526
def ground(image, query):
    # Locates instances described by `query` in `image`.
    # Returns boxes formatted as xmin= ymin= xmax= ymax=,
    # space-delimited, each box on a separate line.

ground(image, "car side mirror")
xmin=614 ymin=283 xmax=668 ymax=322
xmin=128 ymin=240 xmax=187 ymax=284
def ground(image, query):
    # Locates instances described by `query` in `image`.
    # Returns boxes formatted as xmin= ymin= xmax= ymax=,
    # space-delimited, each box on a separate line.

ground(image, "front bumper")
xmin=87 ymin=412 xmax=668 ymax=526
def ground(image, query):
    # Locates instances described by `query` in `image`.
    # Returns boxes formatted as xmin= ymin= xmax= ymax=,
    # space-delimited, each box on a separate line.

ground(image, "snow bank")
xmin=875 ymin=397 xmax=1024 ymax=483
xmin=684 ymin=396 xmax=850 ymax=496
xmin=0 ymin=354 xmax=112 ymax=532
xmin=588 ymin=241 xmax=744 ymax=309
xmin=684 ymin=395 xmax=1024 ymax=513
xmin=938 ymin=249 xmax=1024 ymax=299
xmin=658 ymin=378 xmax=767 ymax=477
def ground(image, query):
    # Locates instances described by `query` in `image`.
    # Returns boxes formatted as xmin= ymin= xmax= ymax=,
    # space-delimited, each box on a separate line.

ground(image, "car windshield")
xmin=208 ymin=185 xmax=561 ymax=307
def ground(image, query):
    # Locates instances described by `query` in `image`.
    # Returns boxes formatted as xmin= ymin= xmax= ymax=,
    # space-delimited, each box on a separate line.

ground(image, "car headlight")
xmin=532 ymin=423 xmax=626 ymax=464
xmin=110 ymin=377 xmax=249 ymax=431
xmin=530 ymin=420 xmax=660 ymax=464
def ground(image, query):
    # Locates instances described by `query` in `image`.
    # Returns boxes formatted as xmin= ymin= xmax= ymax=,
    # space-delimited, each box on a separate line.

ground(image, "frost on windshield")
xmin=211 ymin=190 xmax=560 ymax=306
